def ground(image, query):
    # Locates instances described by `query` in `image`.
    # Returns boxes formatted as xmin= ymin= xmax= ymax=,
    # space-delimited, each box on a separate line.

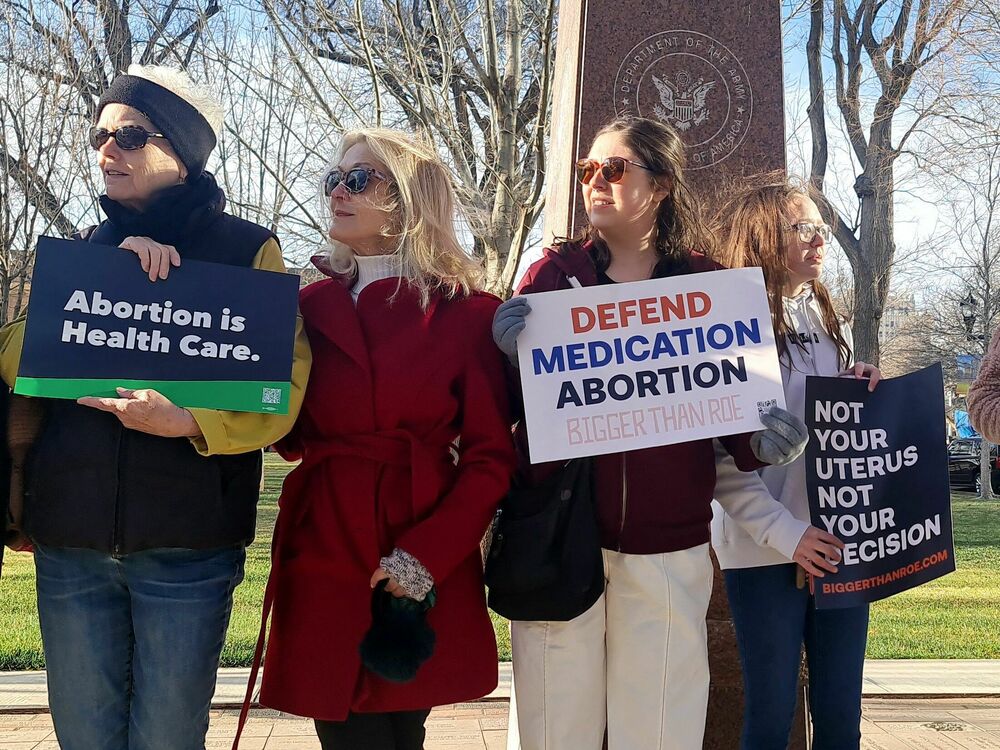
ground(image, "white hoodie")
xmin=711 ymin=284 xmax=854 ymax=569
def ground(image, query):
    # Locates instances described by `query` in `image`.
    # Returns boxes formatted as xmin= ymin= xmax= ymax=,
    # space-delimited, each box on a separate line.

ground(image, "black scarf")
xmin=98 ymin=172 xmax=226 ymax=249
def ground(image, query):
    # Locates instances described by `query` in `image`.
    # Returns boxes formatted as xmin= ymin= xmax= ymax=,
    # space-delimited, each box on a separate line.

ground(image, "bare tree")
xmin=2 ymin=0 xmax=359 ymax=280
xmin=1 ymin=0 xmax=224 ymax=240
xmin=939 ymin=128 xmax=1000 ymax=501
xmin=0 ymin=3 xmax=103 ymax=322
xmin=804 ymin=0 xmax=997 ymax=364
xmin=266 ymin=0 xmax=557 ymax=294
xmin=885 ymin=110 xmax=1000 ymax=497
xmin=202 ymin=8 xmax=345 ymax=265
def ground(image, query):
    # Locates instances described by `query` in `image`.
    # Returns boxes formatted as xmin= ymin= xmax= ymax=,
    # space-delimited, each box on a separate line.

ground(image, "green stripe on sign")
xmin=13 ymin=377 xmax=290 ymax=415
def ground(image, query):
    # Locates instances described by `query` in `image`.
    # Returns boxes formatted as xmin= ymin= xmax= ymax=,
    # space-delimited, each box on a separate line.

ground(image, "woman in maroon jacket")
xmin=493 ymin=116 xmax=807 ymax=750
xmin=256 ymin=128 xmax=515 ymax=750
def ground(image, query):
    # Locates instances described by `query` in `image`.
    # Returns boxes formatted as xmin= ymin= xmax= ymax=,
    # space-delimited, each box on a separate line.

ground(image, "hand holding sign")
xmin=78 ymin=387 xmax=202 ymax=438
xmin=840 ymin=361 xmax=882 ymax=392
xmin=792 ymin=526 xmax=845 ymax=578
xmin=119 ymin=236 xmax=182 ymax=282
xmin=492 ymin=296 xmax=531 ymax=364
xmin=751 ymin=407 xmax=809 ymax=466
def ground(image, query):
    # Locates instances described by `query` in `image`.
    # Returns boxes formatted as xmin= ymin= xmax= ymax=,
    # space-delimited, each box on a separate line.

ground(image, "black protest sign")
xmin=805 ymin=364 xmax=955 ymax=609
xmin=15 ymin=237 xmax=299 ymax=414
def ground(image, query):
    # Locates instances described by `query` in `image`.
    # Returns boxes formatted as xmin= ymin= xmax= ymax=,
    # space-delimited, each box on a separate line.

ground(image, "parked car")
xmin=948 ymin=438 xmax=1000 ymax=493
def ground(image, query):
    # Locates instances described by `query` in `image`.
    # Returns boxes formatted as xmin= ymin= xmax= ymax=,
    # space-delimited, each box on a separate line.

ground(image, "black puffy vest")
xmin=25 ymin=211 xmax=275 ymax=554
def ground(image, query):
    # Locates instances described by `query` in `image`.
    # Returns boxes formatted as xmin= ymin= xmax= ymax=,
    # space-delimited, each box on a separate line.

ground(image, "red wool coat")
xmin=258 ymin=274 xmax=515 ymax=720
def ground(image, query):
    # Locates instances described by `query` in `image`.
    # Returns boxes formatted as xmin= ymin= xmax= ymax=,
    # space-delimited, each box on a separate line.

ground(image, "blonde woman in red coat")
xmin=257 ymin=128 xmax=515 ymax=749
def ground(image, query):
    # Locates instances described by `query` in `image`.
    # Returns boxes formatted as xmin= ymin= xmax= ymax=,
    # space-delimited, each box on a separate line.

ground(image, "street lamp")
xmin=958 ymin=291 xmax=992 ymax=499
xmin=960 ymin=292 xmax=978 ymax=338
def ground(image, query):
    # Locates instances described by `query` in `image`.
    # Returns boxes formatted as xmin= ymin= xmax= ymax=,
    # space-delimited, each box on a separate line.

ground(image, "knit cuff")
xmin=380 ymin=548 xmax=434 ymax=601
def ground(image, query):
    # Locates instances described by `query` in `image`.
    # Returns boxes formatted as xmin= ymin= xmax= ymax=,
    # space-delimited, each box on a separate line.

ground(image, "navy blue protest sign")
xmin=15 ymin=236 xmax=299 ymax=414
xmin=805 ymin=364 xmax=955 ymax=608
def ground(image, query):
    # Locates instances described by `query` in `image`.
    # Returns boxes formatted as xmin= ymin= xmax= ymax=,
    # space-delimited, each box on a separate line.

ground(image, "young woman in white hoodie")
xmin=710 ymin=177 xmax=881 ymax=750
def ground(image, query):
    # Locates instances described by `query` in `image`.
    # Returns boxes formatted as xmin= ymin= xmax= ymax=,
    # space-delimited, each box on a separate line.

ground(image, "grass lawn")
xmin=0 ymin=453 xmax=995 ymax=669
xmin=867 ymin=495 xmax=1000 ymax=658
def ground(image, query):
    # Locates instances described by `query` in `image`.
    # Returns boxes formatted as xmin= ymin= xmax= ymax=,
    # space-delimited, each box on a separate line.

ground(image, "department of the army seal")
xmin=614 ymin=30 xmax=753 ymax=170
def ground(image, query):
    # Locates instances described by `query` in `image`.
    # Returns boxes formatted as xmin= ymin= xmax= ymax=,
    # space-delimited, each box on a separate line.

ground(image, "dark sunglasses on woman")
xmin=89 ymin=125 xmax=168 ymax=151
xmin=323 ymin=167 xmax=390 ymax=197
xmin=575 ymin=156 xmax=652 ymax=185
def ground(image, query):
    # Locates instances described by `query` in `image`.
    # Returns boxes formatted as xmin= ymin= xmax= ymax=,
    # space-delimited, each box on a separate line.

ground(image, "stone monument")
xmin=542 ymin=1 xmax=809 ymax=747
xmin=544 ymin=0 xmax=786 ymax=238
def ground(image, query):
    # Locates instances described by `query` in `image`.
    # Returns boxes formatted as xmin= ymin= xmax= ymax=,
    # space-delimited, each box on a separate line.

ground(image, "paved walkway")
xmin=1 ymin=661 xmax=997 ymax=711
xmin=1 ymin=662 xmax=998 ymax=748
xmin=0 ymin=698 xmax=999 ymax=748
xmin=0 ymin=665 xmax=512 ymax=712
xmin=863 ymin=661 xmax=1000 ymax=696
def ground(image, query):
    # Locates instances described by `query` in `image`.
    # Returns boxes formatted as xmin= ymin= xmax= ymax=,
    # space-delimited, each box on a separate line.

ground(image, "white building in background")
xmin=879 ymin=293 xmax=916 ymax=343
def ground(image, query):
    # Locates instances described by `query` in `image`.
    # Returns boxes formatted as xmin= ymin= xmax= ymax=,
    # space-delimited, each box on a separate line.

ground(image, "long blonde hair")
xmin=323 ymin=128 xmax=483 ymax=307
xmin=712 ymin=172 xmax=852 ymax=368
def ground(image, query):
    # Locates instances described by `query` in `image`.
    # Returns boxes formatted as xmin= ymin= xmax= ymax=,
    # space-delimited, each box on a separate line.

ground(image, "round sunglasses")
xmin=575 ymin=156 xmax=652 ymax=185
xmin=89 ymin=125 xmax=167 ymax=151
xmin=323 ymin=167 xmax=390 ymax=197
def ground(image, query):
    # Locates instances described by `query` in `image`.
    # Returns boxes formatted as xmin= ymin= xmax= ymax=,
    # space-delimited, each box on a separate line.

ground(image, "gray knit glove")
xmin=751 ymin=406 xmax=809 ymax=466
xmin=379 ymin=548 xmax=434 ymax=601
xmin=492 ymin=296 xmax=531 ymax=364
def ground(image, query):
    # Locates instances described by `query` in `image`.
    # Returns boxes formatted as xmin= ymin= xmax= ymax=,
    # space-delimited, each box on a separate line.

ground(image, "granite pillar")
xmin=544 ymin=0 xmax=787 ymax=240
xmin=542 ymin=1 xmax=809 ymax=747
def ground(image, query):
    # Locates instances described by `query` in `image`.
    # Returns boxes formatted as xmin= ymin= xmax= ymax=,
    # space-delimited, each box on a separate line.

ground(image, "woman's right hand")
xmin=492 ymin=296 xmax=531 ymax=364
xmin=119 ymin=236 xmax=181 ymax=282
xmin=793 ymin=525 xmax=845 ymax=577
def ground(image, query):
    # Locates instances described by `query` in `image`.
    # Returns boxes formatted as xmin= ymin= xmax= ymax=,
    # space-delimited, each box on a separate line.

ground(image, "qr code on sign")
xmin=757 ymin=399 xmax=777 ymax=416
xmin=261 ymin=387 xmax=282 ymax=405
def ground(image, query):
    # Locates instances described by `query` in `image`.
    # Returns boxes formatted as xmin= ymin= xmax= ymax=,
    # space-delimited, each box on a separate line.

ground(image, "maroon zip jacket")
xmin=513 ymin=241 xmax=764 ymax=554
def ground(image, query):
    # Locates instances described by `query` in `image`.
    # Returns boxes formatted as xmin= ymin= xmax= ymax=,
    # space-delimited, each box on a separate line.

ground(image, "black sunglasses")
xmin=575 ymin=156 xmax=652 ymax=184
xmin=89 ymin=125 xmax=168 ymax=151
xmin=323 ymin=167 xmax=390 ymax=197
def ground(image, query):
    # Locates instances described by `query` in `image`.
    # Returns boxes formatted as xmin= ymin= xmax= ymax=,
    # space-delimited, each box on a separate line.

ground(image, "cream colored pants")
xmin=506 ymin=544 xmax=714 ymax=750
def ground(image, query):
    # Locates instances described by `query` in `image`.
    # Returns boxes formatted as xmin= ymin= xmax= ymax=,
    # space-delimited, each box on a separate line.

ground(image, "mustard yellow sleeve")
xmin=0 ymin=316 xmax=26 ymax=388
xmin=187 ymin=238 xmax=312 ymax=455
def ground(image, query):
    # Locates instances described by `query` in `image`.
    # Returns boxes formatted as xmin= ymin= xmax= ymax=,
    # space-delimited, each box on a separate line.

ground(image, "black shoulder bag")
xmin=485 ymin=457 xmax=604 ymax=621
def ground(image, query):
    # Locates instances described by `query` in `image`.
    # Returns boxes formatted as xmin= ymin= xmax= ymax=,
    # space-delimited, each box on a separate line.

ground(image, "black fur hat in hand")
xmin=359 ymin=580 xmax=437 ymax=683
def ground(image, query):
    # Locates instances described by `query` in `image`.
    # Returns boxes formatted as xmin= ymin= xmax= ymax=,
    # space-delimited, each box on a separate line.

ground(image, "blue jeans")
xmin=34 ymin=544 xmax=246 ymax=750
xmin=724 ymin=563 xmax=869 ymax=750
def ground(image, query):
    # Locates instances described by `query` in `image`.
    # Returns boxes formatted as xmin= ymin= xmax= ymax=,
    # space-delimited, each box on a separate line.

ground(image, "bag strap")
xmin=230 ymin=515 xmax=283 ymax=749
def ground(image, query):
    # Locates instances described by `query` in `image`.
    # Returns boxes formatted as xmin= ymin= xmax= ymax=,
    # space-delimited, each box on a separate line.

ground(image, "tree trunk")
xmin=11 ymin=271 xmax=27 ymax=320
xmin=0 ymin=275 xmax=10 ymax=326
xmin=851 ymin=120 xmax=896 ymax=365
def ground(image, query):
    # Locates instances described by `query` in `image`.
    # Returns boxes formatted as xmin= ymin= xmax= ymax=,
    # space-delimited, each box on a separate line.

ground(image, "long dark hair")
xmin=557 ymin=116 xmax=713 ymax=276
xmin=712 ymin=173 xmax=852 ymax=368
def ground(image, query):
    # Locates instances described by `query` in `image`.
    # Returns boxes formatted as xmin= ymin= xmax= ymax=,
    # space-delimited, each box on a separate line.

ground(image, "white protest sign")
xmin=516 ymin=267 xmax=786 ymax=463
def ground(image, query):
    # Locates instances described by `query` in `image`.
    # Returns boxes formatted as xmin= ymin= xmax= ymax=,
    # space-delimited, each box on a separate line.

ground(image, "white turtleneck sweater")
xmin=351 ymin=252 xmax=401 ymax=302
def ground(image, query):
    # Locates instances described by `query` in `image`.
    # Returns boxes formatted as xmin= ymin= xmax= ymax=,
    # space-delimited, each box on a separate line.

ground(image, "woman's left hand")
xmin=370 ymin=568 xmax=408 ymax=598
xmin=751 ymin=405 xmax=809 ymax=466
xmin=119 ymin=236 xmax=181 ymax=282
xmin=77 ymin=387 xmax=202 ymax=438
xmin=840 ymin=361 xmax=882 ymax=392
